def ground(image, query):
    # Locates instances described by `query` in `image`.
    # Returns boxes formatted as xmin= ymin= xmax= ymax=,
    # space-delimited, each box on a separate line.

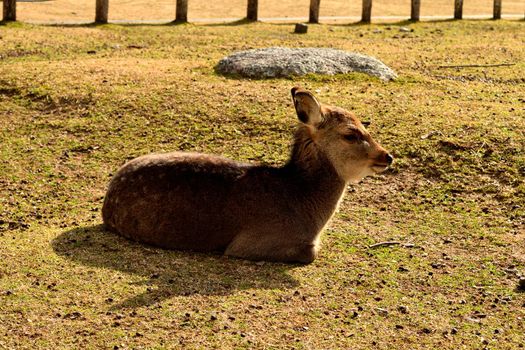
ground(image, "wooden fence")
xmin=1 ymin=0 xmax=521 ymax=23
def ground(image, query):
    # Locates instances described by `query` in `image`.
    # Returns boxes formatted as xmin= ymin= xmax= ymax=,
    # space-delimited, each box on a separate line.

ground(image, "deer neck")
xmin=283 ymin=128 xmax=347 ymax=232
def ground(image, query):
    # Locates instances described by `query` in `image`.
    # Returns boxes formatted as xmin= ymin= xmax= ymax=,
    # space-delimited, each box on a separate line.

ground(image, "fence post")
xmin=3 ymin=0 xmax=16 ymax=22
xmin=411 ymin=0 xmax=420 ymax=21
xmin=176 ymin=0 xmax=188 ymax=22
xmin=95 ymin=0 xmax=109 ymax=23
xmin=454 ymin=0 xmax=463 ymax=19
xmin=493 ymin=0 xmax=502 ymax=19
xmin=247 ymin=0 xmax=258 ymax=21
xmin=309 ymin=0 xmax=321 ymax=23
xmin=361 ymin=0 xmax=372 ymax=23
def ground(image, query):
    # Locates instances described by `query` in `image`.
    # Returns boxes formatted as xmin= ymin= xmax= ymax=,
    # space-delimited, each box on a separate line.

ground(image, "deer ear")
xmin=291 ymin=87 xmax=323 ymax=126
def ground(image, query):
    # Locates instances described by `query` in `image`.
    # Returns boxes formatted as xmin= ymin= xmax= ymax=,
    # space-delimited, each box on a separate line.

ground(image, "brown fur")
xmin=102 ymin=87 xmax=392 ymax=263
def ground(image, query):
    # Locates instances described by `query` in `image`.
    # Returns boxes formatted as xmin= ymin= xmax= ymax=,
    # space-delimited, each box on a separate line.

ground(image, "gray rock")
xmin=216 ymin=47 xmax=397 ymax=81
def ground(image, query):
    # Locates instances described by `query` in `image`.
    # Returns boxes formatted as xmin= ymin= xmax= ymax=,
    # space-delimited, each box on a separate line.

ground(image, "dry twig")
xmin=368 ymin=241 xmax=418 ymax=249
xmin=438 ymin=63 xmax=515 ymax=69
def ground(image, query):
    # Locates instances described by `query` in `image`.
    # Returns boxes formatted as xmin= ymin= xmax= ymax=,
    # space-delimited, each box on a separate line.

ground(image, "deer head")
xmin=291 ymin=87 xmax=393 ymax=183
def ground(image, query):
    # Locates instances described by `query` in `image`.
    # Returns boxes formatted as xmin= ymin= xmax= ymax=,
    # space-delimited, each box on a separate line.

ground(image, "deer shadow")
xmin=52 ymin=225 xmax=299 ymax=309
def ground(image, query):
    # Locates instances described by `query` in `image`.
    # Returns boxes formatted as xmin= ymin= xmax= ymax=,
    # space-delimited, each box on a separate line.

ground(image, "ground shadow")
xmin=30 ymin=17 xmax=478 ymax=29
xmin=43 ymin=19 xmax=251 ymax=29
xmin=335 ymin=18 xmax=459 ymax=27
xmin=204 ymin=18 xmax=261 ymax=27
xmin=52 ymin=225 xmax=299 ymax=309
xmin=42 ymin=21 xmax=181 ymax=28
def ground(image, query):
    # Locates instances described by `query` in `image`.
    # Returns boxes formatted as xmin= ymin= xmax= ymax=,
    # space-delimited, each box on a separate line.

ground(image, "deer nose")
xmin=386 ymin=153 xmax=394 ymax=165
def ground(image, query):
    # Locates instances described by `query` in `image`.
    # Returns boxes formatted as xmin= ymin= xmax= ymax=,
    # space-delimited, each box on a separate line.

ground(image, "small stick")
xmin=368 ymin=241 xmax=416 ymax=249
xmin=369 ymin=241 xmax=401 ymax=248
xmin=438 ymin=63 xmax=515 ymax=69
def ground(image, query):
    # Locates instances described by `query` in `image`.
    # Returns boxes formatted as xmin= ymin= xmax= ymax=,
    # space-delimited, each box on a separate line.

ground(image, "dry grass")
xmin=14 ymin=0 xmax=525 ymax=22
xmin=1 ymin=19 xmax=525 ymax=349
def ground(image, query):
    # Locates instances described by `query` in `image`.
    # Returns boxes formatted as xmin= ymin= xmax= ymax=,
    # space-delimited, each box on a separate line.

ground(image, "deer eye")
xmin=344 ymin=133 xmax=359 ymax=142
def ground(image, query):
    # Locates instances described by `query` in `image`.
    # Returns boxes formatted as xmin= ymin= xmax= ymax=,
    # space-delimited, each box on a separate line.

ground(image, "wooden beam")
xmin=361 ymin=0 xmax=372 ymax=23
xmin=3 ymin=0 xmax=16 ymax=22
xmin=454 ymin=0 xmax=463 ymax=19
xmin=247 ymin=0 xmax=258 ymax=21
xmin=410 ymin=0 xmax=421 ymax=21
xmin=493 ymin=0 xmax=502 ymax=19
xmin=309 ymin=0 xmax=320 ymax=23
xmin=176 ymin=0 xmax=188 ymax=22
xmin=95 ymin=0 xmax=109 ymax=23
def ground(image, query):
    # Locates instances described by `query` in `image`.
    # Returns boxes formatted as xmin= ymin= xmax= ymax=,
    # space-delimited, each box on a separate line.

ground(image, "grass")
xmin=1 ymin=19 xmax=524 ymax=349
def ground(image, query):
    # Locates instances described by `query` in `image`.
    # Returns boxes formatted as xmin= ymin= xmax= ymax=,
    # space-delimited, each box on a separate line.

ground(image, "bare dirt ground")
xmin=15 ymin=0 xmax=525 ymax=23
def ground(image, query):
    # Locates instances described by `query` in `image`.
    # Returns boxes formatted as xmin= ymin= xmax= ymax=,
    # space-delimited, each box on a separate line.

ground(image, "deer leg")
xmin=225 ymin=233 xmax=318 ymax=264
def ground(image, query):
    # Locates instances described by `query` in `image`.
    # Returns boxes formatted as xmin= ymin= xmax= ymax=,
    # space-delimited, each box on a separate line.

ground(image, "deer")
xmin=102 ymin=87 xmax=393 ymax=264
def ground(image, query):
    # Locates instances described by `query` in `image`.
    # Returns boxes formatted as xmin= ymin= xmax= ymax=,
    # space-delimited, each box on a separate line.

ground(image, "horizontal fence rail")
xmin=3 ymin=0 xmax=523 ymax=24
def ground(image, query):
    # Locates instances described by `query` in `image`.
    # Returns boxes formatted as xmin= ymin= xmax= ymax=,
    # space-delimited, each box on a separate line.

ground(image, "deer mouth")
xmin=371 ymin=153 xmax=393 ymax=173
xmin=371 ymin=163 xmax=389 ymax=173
